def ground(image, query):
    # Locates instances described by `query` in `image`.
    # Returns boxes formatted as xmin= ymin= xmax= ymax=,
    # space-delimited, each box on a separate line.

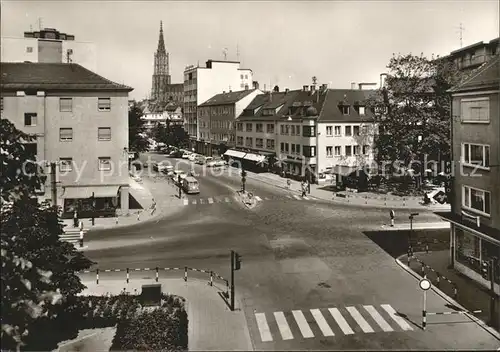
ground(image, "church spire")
xmin=156 ymin=21 xmax=166 ymax=54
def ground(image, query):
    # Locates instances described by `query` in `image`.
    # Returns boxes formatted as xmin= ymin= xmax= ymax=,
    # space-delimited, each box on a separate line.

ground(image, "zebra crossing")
xmin=254 ymin=304 xmax=413 ymax=342
xmin=176 ymin=193 xmax=314 ymax=207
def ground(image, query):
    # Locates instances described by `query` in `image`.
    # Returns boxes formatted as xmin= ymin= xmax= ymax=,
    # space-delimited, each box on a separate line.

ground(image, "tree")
xmin=151 ymin=121 xmax=189 ymax=149
xmin=366 ymin=53 xmax=460 ymax=187
xmin=1 ymin=119 xmax=93 ymax=350
xmin=128 ymin=101 xmax=150 ymax=153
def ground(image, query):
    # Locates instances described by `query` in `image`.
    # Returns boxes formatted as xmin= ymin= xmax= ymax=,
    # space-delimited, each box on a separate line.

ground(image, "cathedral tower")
xmin=151 ymin=21 xmax=171 ymax=101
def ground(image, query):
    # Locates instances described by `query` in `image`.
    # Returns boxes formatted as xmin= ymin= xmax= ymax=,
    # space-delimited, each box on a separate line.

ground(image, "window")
xmin=326 ymin=146 xmax=333 ymax=157
xmin=280 ymin=125 xmax=285 ymax=135
xmin=291 ymin=125 xmax=295 ymax=135
xmin=246 ymin=123 xmax=252 ymax=132
xmin=24 ymin=113 xmax=37 ymax=126
xmin=280 ymin=142 xmax=285 ymax=153
xmin=363 ymin=145 xmax=370 ymax=155
xmin=334 ymin=146 xmax=341 ymax=156
xmin=237 ymin=123 xmax=243 ymax=131
xmin=98 ymin=127 xmax=112 ymax=141
xmin=291 ymin=144 xmax=296 ymax=154
xmin=341 ymin=105 xmax=350 ymax=115
xmin=295 ymin=125 xmax=300 ymax=135
xmin=353 ymin=145 xmax=360 ymax=155
xmin=240 ymin=74 xmax=244 ymax=79
xmin=59 ymin=98 xmax=72 ymax=112
xmin=98 ymin=157 xmax=112 ymax=171
xmin=59 ymin=158 xmax=73 ymax=172
xmin=295 ymin=144 xmax=300 ymax=154
xmin=326 ymin=126 xmax=333 ymax=136
xmin=461 ymin=98 xmax=489 ymax=122
xmin=462 ymin=143 xmax=490 ymax=168
xmin=334 ymin=126 xmax=341 ymax=136
xmin=59 ymin=128 xmax=73 ymax=141
xmin=267 ymin=124 xmax=274 ymax=133
xmin=256 ymin=138 xmax=264 ymax=148
xmin=456 ymin=228 xmax=481 ymax=273
xmin=345 ymin=126 xmax=352 ymax=136
xmin=302 ymin=126 xmax=316 ymax=137
xmin=98 ymin=98 xmax=111 ymax=111
xmin=245 ymin=75 xmax=248 ymax=79
xmin=256 ymin=123 xmax=263 ymax=132
xmin=26 ymin=46 xmax=33 ymax=53
xmin=285 ymin=125 xmax=290 ymax=134
xmin=303 ymin=146 xmax=316 ymax=157
xmin=359 ymin=106 xmax=365 ymax=115
xmin=345 ymin=146 xmax=352 ymax=156
xmin=1 ymin=97 xmax=4 ymax=112
xmin=353 ymin=126 xmax=360 ymax=136
xmin=284 ymin=143 xmax=289 ymax=153
xmin=237 ymin=136 xmax=243 ymax=145
xmin=463 ymin=185 xmax=491 ymax=215
xmin=266 ymin=139 xmax=275 ymax=149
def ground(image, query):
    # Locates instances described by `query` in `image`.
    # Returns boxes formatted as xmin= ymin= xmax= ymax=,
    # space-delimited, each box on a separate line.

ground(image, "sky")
xmin=1 ymin=1 xmax=499 ymax=100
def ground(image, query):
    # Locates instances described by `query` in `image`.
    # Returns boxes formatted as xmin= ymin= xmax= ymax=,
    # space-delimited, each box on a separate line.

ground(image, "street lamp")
xmin=408 ymin=212 xmax=419 ymax=257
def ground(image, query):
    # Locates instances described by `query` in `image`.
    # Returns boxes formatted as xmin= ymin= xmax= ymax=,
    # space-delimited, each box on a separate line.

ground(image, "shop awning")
xmin=243 ymin=153 xmax=266 ymax=163
xmin=224 ymin=149 xmax=246 ymax=159
xmin=435 ymin=211 xmax=500 ymax=244
xmin=61 ymin=186 xmax=120 ymax=199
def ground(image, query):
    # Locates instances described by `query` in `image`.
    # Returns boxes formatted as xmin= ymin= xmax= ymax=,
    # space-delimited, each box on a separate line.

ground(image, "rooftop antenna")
xmin=223 ymin=48 xmax=228 ymax=60
xmin=38 ymin=17 xmax=43 ymax=30
xmin=30 ymin=24 xmax=33 ymax=31
xmin=456 ymin=22 xmax=465 ymax=48
xmin=236 ymin=43 xmax=240 ymax=62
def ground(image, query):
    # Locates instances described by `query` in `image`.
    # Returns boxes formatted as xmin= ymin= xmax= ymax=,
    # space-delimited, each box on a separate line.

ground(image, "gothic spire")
xmin=156 ymin=21 xmax=166 ymax=54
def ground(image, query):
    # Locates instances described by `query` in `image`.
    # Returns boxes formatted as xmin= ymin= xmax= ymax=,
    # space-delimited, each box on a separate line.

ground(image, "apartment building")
xmin=1 ymin=27 xmax=97 ymax=72
xmin=436 ymin=55 xmax=500 ymax=295
xmin=198 ymin=89 xmax=262 ymax=156
xmin=0 ymin=62 xmax=133 ymax=218
xmin=141 ymin=103 xmax=183 ymax=130
xmin=437 ymin=37 xmax=499 ymax=73
xmin=183 ymin=59 xmax=253 ymax=152
xmin=233 ymin=85 xmax=376 ymax=182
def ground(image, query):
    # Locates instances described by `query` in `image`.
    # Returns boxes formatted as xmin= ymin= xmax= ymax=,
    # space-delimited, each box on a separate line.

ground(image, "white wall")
xmin=1 ymin=37 xmax=39 ymax=62
xmin=62 ymin=40 xmax=97 ymax=72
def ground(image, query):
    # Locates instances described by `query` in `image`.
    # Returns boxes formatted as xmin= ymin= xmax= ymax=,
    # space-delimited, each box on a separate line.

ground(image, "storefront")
xmin=61 ymin=185 xmax=121 ymax=219
xmin=242 ymin=152 xmax=266 ymax=172
xmin=437 ymin=211 xmax=500 ymax=295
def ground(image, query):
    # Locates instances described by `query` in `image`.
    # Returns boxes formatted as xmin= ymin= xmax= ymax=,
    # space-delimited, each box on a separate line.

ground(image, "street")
xmin=82 ymin=153 xmax=500 ymax=350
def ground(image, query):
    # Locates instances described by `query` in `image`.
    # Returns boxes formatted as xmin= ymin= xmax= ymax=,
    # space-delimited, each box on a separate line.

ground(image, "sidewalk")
xmin=80 ymin=278 xmax=253 ymax=351
xmin=398 ymin=250 xmax=499 ymax=333
xmin=242 ymin=170 xmax=450 ymax=210
xmin=62 ymin=176 xmax=182 ymax=232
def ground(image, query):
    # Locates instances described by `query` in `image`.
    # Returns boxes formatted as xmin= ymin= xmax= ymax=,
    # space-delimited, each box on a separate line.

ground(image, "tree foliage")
xmin=1 ymin=118 xmax=93 ymax=350
xmin=152 ymin=121 xmax=190 ymax=149
xmin=128 ymin=101 xmax=150 ymax=153
xmin=366 ymin=54 xmax=460 ymax=175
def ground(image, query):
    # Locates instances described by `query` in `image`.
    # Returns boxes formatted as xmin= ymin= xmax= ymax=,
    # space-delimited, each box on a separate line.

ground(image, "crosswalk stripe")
xmin=380 ymin=304 xmax=413 ymax=331
xmin=328 ymin=308 xmax=354 ymax=335
xmin=274 ymin=311 xmax=293 ymax=340
xmin=292 ymin=310 xmax=314 ymax=338
xmin=255 ymin=313 xmax=273 ymax=342
xmin=310 ymin=309 xmax=334 ymax=337
xmin=363 ymin=305 xmax=393 ymax=332
xmin=346 ymin=306 xmax=374 ymax=333
xmin=292 ymin=194 xmax=301 ymax=200
xmin=208 ymin=197 xmax=214 ymax=204
xmin=224 ymin=197 xmax=230 ymax=202
xmin=254 ymin=196 xmax=262 ymax=201
xmin=192 ymin=200 xmax=197 ymax=205
xmin=183 ymin=199 xmax=189 ymax=206
xmin=199 ymin=199 xmax=204 ymax=204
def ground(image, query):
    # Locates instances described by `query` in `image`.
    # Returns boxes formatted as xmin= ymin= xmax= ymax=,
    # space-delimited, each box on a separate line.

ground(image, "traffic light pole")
xmin=230 ymin=250 xmax=235 ymax=311
xmin=50 ymin=162 xmax=57 ymax=207
xmin=91 ymin=192 xmax=95 ymax=226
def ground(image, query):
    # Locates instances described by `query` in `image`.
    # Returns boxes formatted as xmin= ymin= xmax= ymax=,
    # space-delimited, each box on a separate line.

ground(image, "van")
xmin=182 ymin=176 xmax=200 ymax=194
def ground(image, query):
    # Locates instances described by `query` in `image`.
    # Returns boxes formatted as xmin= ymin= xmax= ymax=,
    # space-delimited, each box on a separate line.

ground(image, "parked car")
xmin=182 ymin=152 xmax=192 ymax=159
xmin=171 ymin=170 xmax=187 ymax=183
xmin=182 ymin=176 xmax=200 ymax=194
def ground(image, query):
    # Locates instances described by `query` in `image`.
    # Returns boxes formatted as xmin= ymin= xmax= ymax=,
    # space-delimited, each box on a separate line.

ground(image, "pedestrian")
xmin=286 ymin=179 xmax=291 ymax=189
xmin=73 ymin=209 xmax=78 ymax=228
xmin=150 ymin=198 xmax=157 ymax=215
xmin=390 ymin=209 xmax=395 ymax=227
xmin=301 ymin=181 xmax=307 ymax=197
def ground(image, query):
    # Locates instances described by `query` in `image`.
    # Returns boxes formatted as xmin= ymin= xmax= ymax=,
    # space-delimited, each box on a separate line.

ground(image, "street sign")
xmin=419 ymin=278 xmax=431 ymax=291
xmin=433 ymin=191 xmax=446 ymax=204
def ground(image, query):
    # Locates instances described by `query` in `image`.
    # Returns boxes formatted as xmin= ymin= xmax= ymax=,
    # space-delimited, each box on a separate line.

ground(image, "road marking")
xmin=255 ymin=313 xmax=273 ymax=342
xmin=363 ymin=305 xmax=394 ymax=332
xmin=303 ymin=196 xmax=309 ymax=200
xmin=286 ymin=195 xmax=292 ymax=199
xmin=183 ymin=199 xmax=189 ymax=206
xmin=292 ymin=194 xmax=302 ymax=200
xmin=328 ymin=308 xmax=354 ymax=335
xmin=292 ymin=310 xmax=314 ymax=338
xmin=254 ymin=196 xmax=262 ymax=201
xmin=311 ymin=309 xmax=334 ymax=336
xmin=346 ymin=306 xmax=374 ymax=333
xmin=192 ymin=200 xmax=197 ymax=205
xmin=274 ymin=311 xmax=293 ymax=340
xmin=199 ymin=199 xmax=204 ymax=204
xmin=208 ymin=197 xmax=214 ymax=204
xmin=380 ymin=304 xmax=413 ymax=331
xmin=224 ymin=197 xmax=230 ymax=202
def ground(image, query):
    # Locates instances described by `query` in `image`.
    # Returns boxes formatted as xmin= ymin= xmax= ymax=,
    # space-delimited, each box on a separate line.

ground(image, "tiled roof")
xmin=199 ymin=89 xmax=257 ymax=107
xmin=0 ymin=62 xmax=133 ymax=91
xmin=318 ymin=89 xmax=376 ymax=122
xmin=448 ymin=55 xmax=499 ymax=93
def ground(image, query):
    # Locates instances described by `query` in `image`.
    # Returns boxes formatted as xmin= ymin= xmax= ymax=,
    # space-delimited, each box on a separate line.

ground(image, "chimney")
xmin=380 ymin=73 xmax=388 ymax=89
xmin=303 ymin=85 xmax=309 ymax=92
xmin=358 ymin=83 xmax=378 ymax=90
xmin=310 ymin=85 xmax=316 ymax=92
xmin=273 ymin=85 xmax=279 ymax=92
xmin=351 ymin=82 xmax=356 ymax=90
xmin=285 ymin=88 xmax=289 ymax=94
xmin=321 ymin=83 xmax=328 ymax=90
xmin=252 ymin=81 xmax=259 ymax=90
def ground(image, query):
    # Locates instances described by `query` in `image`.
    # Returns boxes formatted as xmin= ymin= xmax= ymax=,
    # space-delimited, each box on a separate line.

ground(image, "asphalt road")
xmin=82 ymin=153 xmax=499 ymax=350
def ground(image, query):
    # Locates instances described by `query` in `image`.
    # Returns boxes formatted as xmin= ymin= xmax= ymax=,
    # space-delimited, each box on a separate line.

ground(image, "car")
xmin=171 ymin=170 xmax=187 ymax=182
xmin=182 ymin=152 xmax=192 ymax=159
xmin=188 ymin=153 xmax=198 ymax=161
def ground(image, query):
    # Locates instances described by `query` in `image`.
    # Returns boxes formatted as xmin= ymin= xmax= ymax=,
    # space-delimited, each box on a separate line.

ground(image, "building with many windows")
xmin=436 ymin=56 xmax=500 ymax=295
xmin=141 ymin=102 xmax=183 ymax=130
xmin=437 ymin=37 xmax=499 ymax=73
xmin=0 ymin=62 xmax=133 ymax=218
xmin=197 ymin=89 xmax=262 ymax=156
xmin=184 ymin=59 xmax=254 ymax=152
xmin=1 ymin=27 xmax=97 ymax=72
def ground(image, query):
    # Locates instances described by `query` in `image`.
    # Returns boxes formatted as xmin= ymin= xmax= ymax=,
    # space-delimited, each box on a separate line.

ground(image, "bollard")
xmin=402 ymin=197 xmax=406 ymax=207
xmin=126 ymin=268 xmax=129 ymax=284
xmin=436 ymin=274 xmax=440 ymax=288
xmin=425 ymin=243 xmax=429 ymax=254
xmin=209 ymin=271 xmax=213 ymax=286
xmin=184 ymin=266 xmax=188 ymax=282
xmin=453 ymin=285 xmax=458 ymax=299
xmin=422 ymin=309 xmax=426 ymax=330
xmin=155 ymin=267 xmax=159 ymax=282
xmin=365 ymin=195 xmax=368 ymax=204
xmin=96 ymin=269 xmax=99 ymax=285
xmin=79 ymin=229 xmax=84 ymax=248
xmin=384 ymin=196 xmax=387 ymax=206
xmin=421 ymin=262 xmax=425 ymax=276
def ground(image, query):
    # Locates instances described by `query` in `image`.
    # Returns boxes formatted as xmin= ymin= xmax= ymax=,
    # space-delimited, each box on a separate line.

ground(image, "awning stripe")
xmin=62 ymin=186 xmax=119 ymax=199
xmin=224 ymin=150 xmax=246 ymax=158
xmin=243 ymin=153 xmax=266 ymax=163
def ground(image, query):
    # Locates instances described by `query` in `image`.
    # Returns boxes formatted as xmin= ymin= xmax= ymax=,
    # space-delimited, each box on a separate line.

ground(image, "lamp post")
xmin=408 ymin=212 xmax=419 ymax=257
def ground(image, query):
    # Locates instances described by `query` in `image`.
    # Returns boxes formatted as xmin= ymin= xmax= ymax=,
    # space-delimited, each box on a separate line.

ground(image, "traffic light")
xmin=482 ymin=260 xmax=490 ymax=279
xmin=444 ymin=176 xmax=454 ymax=204
xmin=234 ymin=252 xmax=242 ymax=270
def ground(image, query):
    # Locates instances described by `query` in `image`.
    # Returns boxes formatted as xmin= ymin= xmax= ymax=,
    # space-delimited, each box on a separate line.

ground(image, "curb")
xmin=395 ymin=255 xmax=500 ymax=340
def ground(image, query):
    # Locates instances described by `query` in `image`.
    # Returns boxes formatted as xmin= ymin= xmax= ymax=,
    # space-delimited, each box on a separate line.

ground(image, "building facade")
xmin=233 ymin=85 xmax=376 ymax=181
xmin=437 ymin=55 xmax=500 ymax=296
xmin=141 ymin=103 xmax=183 ymax=130
xmin=0 ymin=62 xmax=133 ymax=218
xmin=437 ymin=37 xmax=499 ymax=73
xmin=1 ymin=27 xmax=97 ymax=72
xmin=183 ymin=59 xmax=253 ymax=150
xmin=197 ymin=89 xmax=262 ymax=156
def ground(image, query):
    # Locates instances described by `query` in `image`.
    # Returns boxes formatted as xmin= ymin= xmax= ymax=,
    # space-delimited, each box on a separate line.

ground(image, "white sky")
xmin=1 ymin=1 xmax=499 ymax=100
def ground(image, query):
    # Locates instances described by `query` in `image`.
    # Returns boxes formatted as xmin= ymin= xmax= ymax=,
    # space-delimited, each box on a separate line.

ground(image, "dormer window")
xmin=340 ymin=105 xmax=349 ymax=115
xmin=359 ymin=106 xmax=365 ymax=116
